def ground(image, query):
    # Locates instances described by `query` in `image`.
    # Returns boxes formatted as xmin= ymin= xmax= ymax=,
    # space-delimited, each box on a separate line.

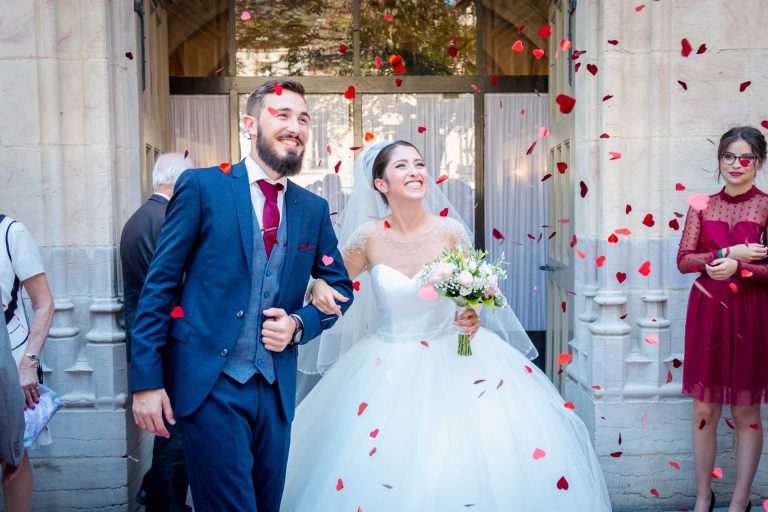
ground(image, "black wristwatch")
xmin=289 ymin=314 xmax=304 ymax=346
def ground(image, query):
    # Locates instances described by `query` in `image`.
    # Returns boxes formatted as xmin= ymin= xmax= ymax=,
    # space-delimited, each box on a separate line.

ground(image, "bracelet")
xmin=717 ymin=248 xmax=724 ymax=259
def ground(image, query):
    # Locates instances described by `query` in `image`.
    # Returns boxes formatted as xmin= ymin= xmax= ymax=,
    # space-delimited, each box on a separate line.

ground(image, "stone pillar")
xmin=568 ymin=0 xmax=768 ymax=509
xmin=0 ymin=1 xmax=144 ymax=510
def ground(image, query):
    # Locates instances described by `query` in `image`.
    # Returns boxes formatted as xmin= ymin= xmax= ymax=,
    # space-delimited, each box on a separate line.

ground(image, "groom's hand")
xmin=132 ymin=388 xmax=175 ymax=438
xmin=262 ymin=308 xmax=294 ymax=352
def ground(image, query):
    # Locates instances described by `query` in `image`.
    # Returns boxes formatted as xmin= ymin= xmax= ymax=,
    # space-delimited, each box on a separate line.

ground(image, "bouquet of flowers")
xmin=416 ymin=246 xmax=508 ymax=356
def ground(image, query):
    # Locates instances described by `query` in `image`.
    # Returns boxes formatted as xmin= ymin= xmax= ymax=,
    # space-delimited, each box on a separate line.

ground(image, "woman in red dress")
xmin=677 ymin=126 xmax=768 ymax=512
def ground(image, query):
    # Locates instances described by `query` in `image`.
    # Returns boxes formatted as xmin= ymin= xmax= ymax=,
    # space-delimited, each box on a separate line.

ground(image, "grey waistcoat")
xmin=222 ymin=209 xmax=287 ymax=384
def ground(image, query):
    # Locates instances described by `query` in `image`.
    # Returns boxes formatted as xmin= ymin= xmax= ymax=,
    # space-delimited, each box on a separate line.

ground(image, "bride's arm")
xmin=310 ymin=224 xmax=371 ymax=315
xmin=310 ymin=250 xmax=366 ymax=316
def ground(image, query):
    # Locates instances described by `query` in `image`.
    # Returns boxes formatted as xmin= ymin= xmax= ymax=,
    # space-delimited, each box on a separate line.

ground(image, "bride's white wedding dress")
xmin=281 ymin=227 xmax=612 ymax=511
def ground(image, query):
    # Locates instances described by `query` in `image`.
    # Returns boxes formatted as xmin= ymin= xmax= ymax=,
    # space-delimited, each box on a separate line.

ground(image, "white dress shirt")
xmin=244 ymin=156 xmax=288 ymax=231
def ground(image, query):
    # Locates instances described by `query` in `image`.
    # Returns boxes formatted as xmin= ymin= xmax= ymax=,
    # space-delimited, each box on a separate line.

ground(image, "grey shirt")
xmin=0 ymin=314 xmax=25 ymax=465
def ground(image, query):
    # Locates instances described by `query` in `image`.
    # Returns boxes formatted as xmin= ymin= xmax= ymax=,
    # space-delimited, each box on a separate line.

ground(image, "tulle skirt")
xmin=683 ymin=275 xmax=768 ymax=405
xmin=281 ymin=326 xmax=611 ymax=511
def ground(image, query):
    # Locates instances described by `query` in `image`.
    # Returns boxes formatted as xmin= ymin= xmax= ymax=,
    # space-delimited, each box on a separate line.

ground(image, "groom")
xmin=130 ymin=80 xmax=354 ymax=512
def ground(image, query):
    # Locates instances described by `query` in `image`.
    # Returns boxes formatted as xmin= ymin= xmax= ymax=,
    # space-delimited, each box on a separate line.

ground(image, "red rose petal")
xmin=537 ymin=24 xmax=551 ymax=38
xmin=740 ymin=81 xmax=751 ymax=92
xmin=642 ymin=214 xmax=655 ymax=227
xmin=170 ymin=306 xmax=184 ymax=319
xmin=525 ymin=365 xmax=533 ymax=373
xmin=750 ymin=423 xmax=760 ymax=430
xmin=638 ymin=260 xmax=651 ymax=276
xmin=334 ymin=160 xmax=342 ymax=174
xmin=183 ymin=149 xmax=189 ymax=159
xmin=666 ymin=370 xmax=673 ymax=384
xmin=448 ymin=46 xmax=459 ymax=58
xmin=595 ymin=255 xmax=606 ymax=267
xmin=490 ymin=74 xmax=499 ymax=86
xmin=267 ymin=106 xmax=279 ymax=116
xmin=724 ymin=418 xmax=735 ymax=429
xmin=352 ymin=281 xmax=361 ymax=291
xmin=669 ymin=218 xmax=680 ymax=230
xmin=681 ymin=38 xmax=692 ymax=57
xmin=556 ymin=476 xmax=569 ymax=490
xmin=219 ymin=162 xmax=232 ymax=174
xmin=644 ymin=334 xmax=659 ymax=345
xmin=626 ymin=204 xmax=632 ymax=214
xmin=532 ymin=48 xmax=545 ymax=60
xmin=336 ymin=478 xmax=344 ymax=491
xmin=697 ymin=43 xmax=707 ymax=54
xmin=608 ymin=233 xmax=619 ymax=244
xmin=417 ymin=126 xmax=427 ymax=133
xmin=344 ymin=85 xmax=356 ymax=100
xmin=615 ymin=228 xmax=631 ymax=235
xmin=635 ymin=4 xmax=645 ymax=12
xmin=616 ymin=272 xmax=627 ymax=284
xmin=439 ymin=208 xmax=449 ymax=217
xmin=711 ymin=467 xmax=723 ymax=479
xmin=512 ymin=40 xmax=524 ymax=52
xmin=541 ymin=173 xmax=552 ymax=182
xmin=600 ymin=133 xmax=610 ymax=139
xmin=650 ymin=488 xmax=660 ymax=497
xmin=532 ymin=448 xmax=546 ymax=460
xmin=609 ymin=151 xmax=622 ymax=160
xmin=587 ymin=63 xmax=598 ymax=75
xmin=395 ymin=78 xmax=403 ymax=87
xmin=420 ymin=340 xmax=430 ymax=348
xmin=575 ymin=249 xmax=586 ymax=259
xmin=563 ymin=401 xmax=575 ymax=409
xmin=678 ymin=80 xmax=688 ymax=90
xmin=339 ymin=44 xmax=348 ymax=53
xmin=729 ymin=283 xmax=738 ymax=293
xmin=557 ymin=353 xmax=573 ymax=365
xmin=610 ymin=451 xmax=623 ymax=458
xmin=742 ymin=269 xmax=754 ymax=278
xmin=125 ymin=51 xmax=134 ymax=60
xmin=579 ymin=181 xmax=588 ymax=198
xmin=357 ymin=402 xmax=368 ymax=416
xmin=556 ymin=94 xmax=576 ymax=114
xmin=369 ymin=428 xmax=379 ymax=438
xmin=557 ymin=162 xmax=568 ymax=174
xmin=607 ymin=39 xmax=619 ymax=45
xmin=374 ymin=55 xmax=382 ymax=69
xmin=435 ymin=174 xmax=449 ymax=184
xmin=492 ymin=228 xmax=505 ymax=241
xmin=672 ymin=358 xmax=683 ymax=368
xmin=669 ymin=461 xmax=681 ymax=470
xmin=675 ymin=182 xmax=685 ymax=191
xmin=603 ymin=94 xmax=614 ymax=101
xmin=570 ymin=234 xmax=577 ymax=247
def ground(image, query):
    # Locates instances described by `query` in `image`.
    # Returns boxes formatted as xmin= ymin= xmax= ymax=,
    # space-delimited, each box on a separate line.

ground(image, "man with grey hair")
xmin=120 ymin=152 xmax=192 ymax=512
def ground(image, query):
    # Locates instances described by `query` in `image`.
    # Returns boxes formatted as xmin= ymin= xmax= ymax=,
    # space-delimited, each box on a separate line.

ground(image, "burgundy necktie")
xmin=257 ymin=180 xmax=283 ymax=257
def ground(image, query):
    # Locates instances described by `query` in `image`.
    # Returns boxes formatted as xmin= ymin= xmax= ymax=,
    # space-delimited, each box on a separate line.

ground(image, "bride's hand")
xmin=455 ymin=307 xmax=480 ymax=339
xmin=310 ymin=279 xmax=349 ymax=317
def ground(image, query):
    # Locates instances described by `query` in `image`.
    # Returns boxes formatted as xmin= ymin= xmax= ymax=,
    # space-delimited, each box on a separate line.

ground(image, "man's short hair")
xmin=246 ymin=80 xmax=306 ymax=117
xmin=152 ymin=153 xmax=193 ymax=189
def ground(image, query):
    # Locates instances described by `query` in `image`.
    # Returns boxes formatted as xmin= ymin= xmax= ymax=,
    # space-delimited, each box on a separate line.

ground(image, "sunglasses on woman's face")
xmin=720 ymin=152 xmax=757 ymax=166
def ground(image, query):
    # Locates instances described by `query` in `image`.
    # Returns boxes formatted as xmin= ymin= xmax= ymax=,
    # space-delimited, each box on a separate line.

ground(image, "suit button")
xmin=221 ymin=349 xmax=229 ymax=357
xmin=263 ymin=291 xmax=270 ymax=298
xmin=236 ymin=310 xmax=244 ymax=319
xmin=266 ymin=270 xmax=271 ymax=277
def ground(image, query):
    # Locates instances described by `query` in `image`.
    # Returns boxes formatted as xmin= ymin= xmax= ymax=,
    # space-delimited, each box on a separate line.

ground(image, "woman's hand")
xmin=705 ymin=258 xmax=738 ymax=281
xmin=726 ymin=244 xmax=767 ymax=262
xmin=310 ymin=279 xmax=349 ymax=317
xmin=455 ymin=307 xmax=480 ymax=339
xmin=18 ymin=362 xmax=40 ymax=409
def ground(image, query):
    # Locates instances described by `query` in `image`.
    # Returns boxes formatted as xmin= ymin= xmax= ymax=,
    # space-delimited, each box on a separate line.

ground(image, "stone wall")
xmin=566 ymin=1 xmax=768 ymax=510
xmin=0 ymin=0 xmax=147 ymax=510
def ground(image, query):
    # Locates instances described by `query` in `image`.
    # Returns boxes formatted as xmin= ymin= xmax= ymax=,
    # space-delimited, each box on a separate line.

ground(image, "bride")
xmin=280 ymin=141 xmax=611 ymax=511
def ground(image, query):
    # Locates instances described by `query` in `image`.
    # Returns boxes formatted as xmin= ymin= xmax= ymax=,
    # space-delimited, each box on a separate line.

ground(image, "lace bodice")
xmin=342 ymin=216 xmax=468 ymax=339
xmin=677 ymin=186 xmax=768 ymax=280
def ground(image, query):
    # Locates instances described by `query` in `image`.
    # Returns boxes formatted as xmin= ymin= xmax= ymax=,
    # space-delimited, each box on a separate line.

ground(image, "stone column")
xmin=568 ymin=0 xmax=768 ymax=509
xmin=0 ymin=1 xmax=143 ymax=510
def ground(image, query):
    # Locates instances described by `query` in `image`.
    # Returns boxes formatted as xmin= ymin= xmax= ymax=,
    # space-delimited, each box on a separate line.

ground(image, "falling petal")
xmin=556 ymin=94 xmax=576 ymax=114
xmin=357 ymin=402 xmax=368 ymax=416
xmin=580 ymin=181 xmax=588 ymax=197
xmin=344 ymin=85 xmax=356 ymax=99
xmin=240 ymin=10 xmax=252 ymax=20
xmin=492 ymin=228 xmax=505 ymax=241
xmin=669 ymin=461 xmax=681 ymax=470
xmin=608 ymin=233 xmax=619 ymax=243
xmin=418 ymin=126 xmax=427 ymax=133
xmin=681 ymin=38 xmax=692 ymax=57
xmin=638 ymin=261 xmax=651 ymax=276
xmin=740 ymin=81 xmax=752 ymax=92
xmin=557 ymin=353 xmax=573 ymax=365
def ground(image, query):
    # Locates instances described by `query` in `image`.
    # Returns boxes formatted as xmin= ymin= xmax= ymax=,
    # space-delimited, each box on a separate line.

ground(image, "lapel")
xmin=229 ymin=160 xmax=254 ymax=275
xmin=277 ymin=180 xmax=303 ymax=300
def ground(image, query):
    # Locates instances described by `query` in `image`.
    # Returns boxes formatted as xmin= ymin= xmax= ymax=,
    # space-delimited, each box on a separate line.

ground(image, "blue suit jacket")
xmin=129 ymin=161 xmax=354 ymax=421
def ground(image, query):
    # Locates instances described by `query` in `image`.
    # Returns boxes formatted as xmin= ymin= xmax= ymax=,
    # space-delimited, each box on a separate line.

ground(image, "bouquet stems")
xmin=457 ymin=333 xmax=472 ymax=356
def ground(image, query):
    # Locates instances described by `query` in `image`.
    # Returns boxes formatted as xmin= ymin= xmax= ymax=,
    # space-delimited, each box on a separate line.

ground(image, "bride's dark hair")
xmin=371 ymin=140 xmax=423 ymax=206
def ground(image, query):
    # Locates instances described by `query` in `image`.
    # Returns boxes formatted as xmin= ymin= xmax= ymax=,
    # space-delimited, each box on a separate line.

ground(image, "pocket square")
xmin=298 ymin=243 xmax=315 ymax=251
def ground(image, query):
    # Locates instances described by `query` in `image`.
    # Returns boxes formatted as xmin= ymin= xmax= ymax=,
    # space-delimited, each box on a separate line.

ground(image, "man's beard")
xmin=256 ymin=130 xmax=304 ymax=177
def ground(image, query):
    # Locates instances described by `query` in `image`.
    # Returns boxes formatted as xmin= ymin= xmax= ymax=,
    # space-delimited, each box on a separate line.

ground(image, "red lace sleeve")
xmin=677 ymin=206 xmax=717 ymax=273
xmin=737 ymin=225 xmax=768 ymax=282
